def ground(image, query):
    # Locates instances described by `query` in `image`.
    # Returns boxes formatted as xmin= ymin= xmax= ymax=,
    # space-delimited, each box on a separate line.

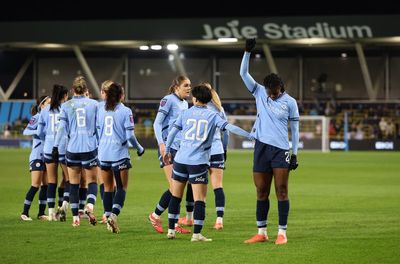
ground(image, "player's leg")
xmin=37 ymin=170 xmax=48 ymax=220
xmin=21 ymin=161 xmax=43 ymax=220
xmin=149 ymin=149 xmax=177 ymax=233
xmin=188 ymin=164 xmax=211 ymax=242
xmin=270 ymin=146 xmax=291 ymax=244
xmin=45 ymin=161 xmax=59 ymax=221
xmin=83 ymin=165 xmax=98 ymax=226
xmin=245 ymin=140 xmax=273 ymax=243
xmin=209 ymin=156 xmax=225 ymax=230
xmin=58 ymin=163 xmax=69 ymax=221
xmin=108 ymin=159 xmax=132 ymax=233
xmin=67 ymin=165 xmax=82 ymax=227
xmin=167 ymin=161 xmax=189 ymax=239
xmin=78 ymin=170 xmax=88 ymax=219
xmin=273 ymin=168 xmax=290 ymax=245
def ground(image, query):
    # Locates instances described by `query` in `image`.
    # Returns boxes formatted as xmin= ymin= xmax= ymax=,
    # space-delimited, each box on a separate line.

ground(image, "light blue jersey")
xmin=55 ymin=96 xmax=98 ymax=153
xmin=240 ymin=52 xmax=300 ymax=153
xmin=37 ymin=105 xmax=67 ymax=155
xmin=154 ymin=93 xmax=188 ymax=150
xmin=207 ymin=102 xmax=227 ymax=155
xmin=23 ymin=113 xmax=44 ymax=162
xmin=168 ymin=105 xmax=229 ymax=165
xmin=97 ymin=103 xmax=135 ymax=162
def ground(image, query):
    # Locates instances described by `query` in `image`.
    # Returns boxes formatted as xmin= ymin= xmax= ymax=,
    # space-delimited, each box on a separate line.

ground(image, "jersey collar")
xmin=173 ymin=93 xmax=184 ymax=101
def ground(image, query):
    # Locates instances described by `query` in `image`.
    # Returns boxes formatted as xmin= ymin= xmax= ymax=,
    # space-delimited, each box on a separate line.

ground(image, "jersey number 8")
xmin=104 ymin=116 xmax=113 ymax=136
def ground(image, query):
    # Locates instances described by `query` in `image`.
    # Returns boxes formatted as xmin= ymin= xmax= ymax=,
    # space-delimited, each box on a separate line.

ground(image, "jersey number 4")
xmin=184 ymin=119 xmax=208 ymax=141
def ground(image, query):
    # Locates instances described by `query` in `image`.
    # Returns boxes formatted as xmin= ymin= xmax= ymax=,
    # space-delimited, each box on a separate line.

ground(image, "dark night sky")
xmin=2 ymin=2 xmax=400 ymax=21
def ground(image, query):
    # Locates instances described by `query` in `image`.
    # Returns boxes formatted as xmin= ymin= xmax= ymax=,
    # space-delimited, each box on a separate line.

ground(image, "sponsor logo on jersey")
xmin=194 ymin=177 xmax=206 ymax=182
xmin=118 ymin=164 xmax=128 ymax=170
xmin=130 ymin=115 xmax=134 ymax=123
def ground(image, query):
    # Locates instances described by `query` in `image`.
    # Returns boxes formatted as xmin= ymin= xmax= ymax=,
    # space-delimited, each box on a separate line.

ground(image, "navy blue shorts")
xmin=99 ymin=158 xmax=132 ymax=171
xmin=44 ymin=153 xmax=66 ymax=165
xmin=158 ymin=148 xmax=177 ymax=168
xmin=172 ymin=161 xmax=209 ymax=184
xmin=66 ymin=149 xmax=98 ymax=169
xmin=253 ymin=140 xmax=290 ymax=173
xmin=209 ymin=154 xmax=225 ymax=169
xmin=30 ymin=159 xmax=45 ymax=172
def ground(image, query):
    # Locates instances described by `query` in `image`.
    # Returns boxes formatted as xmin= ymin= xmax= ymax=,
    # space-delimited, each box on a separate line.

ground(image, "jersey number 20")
xmin=184 ymin=119 xmax=208 ymax=141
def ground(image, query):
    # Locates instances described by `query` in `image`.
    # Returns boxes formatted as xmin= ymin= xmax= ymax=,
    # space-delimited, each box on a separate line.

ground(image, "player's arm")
xmin=153 ymin=111 xmax=167 ymax=145
xmin=289 ymin=100 xmax=300 ymax=170
xmin=23 ymin=117 xmax=38 ymax=136
xmin=239 ymin=38 xmax=259 ymax=93
xmin=224 ymin=123 xmax=252 ymax=139
xmin=163 ymin=126 xmax=180 ymax=165
xmin=36 ymin=113 xmax=45 ymax=139
xmin=126 ymin=129 xmax=145 ymax=156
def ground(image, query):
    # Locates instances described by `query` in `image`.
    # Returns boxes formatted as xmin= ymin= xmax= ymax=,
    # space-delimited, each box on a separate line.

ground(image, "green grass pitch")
xmin=0 ymin=149 xmax=399 ymax=263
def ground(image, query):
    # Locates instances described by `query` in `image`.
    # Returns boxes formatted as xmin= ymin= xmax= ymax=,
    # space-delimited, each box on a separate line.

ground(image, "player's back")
xmin=174 ymin=105 xmax=227 ymax=165
xmin=39 ymin=105 xmax=67 ymax=154
xmin=61 ymin=95 xmax=98 ymax=153
xmin=97 ymin=103 xmax=133 ymax=161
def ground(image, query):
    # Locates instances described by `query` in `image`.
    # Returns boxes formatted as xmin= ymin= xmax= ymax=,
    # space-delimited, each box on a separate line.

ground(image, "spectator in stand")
xmin=379 ymin=117 xmax=388 ymax=139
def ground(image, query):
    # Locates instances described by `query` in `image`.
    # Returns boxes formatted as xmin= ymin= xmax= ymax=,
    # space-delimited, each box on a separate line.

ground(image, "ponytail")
xmin=50 ymin=85 xmax=68 ymax=111
xmin=105 ymin=82 xmax=123 ymax=111
xmin=72 ymin=76 xmax=87 ymax=95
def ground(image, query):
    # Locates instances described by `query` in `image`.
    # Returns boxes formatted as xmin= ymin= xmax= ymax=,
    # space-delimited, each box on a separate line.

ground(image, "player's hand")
xmin=137 ymin=147 xmax=145 ymax=157
xmin=245 ymin=38 xmax=256 ymax=52
xmin=224 ymin=149 xmax=227 ymax=162
xmin=289 ymin=154 xmax=298 ymax=170
xmin=163 ymin=153 xmax=172 ymax=165
xmin=51 ymin=147 xmax=59 ymax=162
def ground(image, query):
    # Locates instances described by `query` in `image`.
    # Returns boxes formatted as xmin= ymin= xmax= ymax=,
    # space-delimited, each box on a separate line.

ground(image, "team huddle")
xmin=20 ymin=39 xmax=300 ymax=244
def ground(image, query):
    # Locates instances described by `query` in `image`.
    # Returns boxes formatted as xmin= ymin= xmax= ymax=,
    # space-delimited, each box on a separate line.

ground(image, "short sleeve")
xmin=158 ymin=96 xmax=171 ymax=116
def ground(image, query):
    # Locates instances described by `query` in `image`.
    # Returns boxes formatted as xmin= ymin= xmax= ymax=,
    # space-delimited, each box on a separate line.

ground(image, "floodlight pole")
xmin=355 ymin=43 xmax=376 ymax=100
xmin=72 ymin=45 xmax=101 ymax=98
xmin=262 ymin=43 xmax=278 ymax=74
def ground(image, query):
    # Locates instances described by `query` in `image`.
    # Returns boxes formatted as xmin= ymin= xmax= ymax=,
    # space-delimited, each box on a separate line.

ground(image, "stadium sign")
xmin=1 ymin=15 xmax=400 ymax=43
xmin=202 ymin=21 xmax=373 ymax=40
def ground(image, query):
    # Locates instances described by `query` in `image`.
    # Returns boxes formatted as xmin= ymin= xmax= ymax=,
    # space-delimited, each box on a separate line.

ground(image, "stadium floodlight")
xmin=150 ymin=45 xmax=162 ymax=50
xmin=218 ymin=38 xmax=238 ymax=43
xmin=167 ymin=44 xmax=178 ymax=51
xmin=139 ymin=45 xmax=149 ymax=50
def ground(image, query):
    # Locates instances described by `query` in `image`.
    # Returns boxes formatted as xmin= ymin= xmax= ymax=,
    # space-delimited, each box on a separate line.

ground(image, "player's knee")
xmin=276 ymin=186 xmax=288 ymax=200
xmin=256 ymin=187 xmax=269 ymax=200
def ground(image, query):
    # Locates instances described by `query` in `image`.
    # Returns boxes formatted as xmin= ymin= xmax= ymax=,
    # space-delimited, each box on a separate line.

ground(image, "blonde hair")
xmin=101 ymin=80 xmax=113 ymax=92
xmin=200 ymin=82 xmax=222 ymax=112
xmin=72 ymin=76 xmax=87 ymax=95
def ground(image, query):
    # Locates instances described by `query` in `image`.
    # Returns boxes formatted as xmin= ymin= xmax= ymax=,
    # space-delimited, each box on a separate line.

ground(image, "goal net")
xmin=226 ymin=115 xmax=330 ymax=152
